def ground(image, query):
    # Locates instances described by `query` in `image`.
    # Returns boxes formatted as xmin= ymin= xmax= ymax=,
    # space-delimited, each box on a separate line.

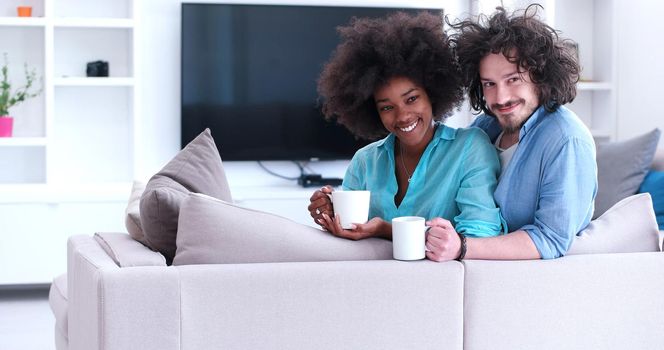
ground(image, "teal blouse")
xmin=343 ymin=123 xmax=505 ymax=237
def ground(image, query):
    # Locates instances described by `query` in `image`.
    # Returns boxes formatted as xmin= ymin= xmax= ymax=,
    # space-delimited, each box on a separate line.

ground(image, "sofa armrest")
xmin=67 ymin=235 xmax=179 ymax=350
xmin=67 ymin=235 xmax=118 ymax=350
xmin=93 ymin=232 xmax=166 ymax=267
xmin=463 ymin=252 xmax=664 ymax=350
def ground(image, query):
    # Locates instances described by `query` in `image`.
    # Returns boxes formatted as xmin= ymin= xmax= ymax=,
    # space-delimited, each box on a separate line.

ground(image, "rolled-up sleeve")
xmin=453 ymin=130 xmax=507 ymax=237
xmin=521 ymin=137 xmax=597 ymax=259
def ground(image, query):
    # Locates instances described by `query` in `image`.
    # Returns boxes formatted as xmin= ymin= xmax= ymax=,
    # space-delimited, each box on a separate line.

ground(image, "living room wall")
xmin=615 ymin=1 xmax=664 ymax=142
xmin=136 ymin=0 xmax=469 ymax=184
xmin=137 ymin=0 xmax=664 ymax=184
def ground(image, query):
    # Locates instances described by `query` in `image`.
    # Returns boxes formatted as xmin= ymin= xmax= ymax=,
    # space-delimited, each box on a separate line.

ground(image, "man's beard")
xmin=491 ymin=99 xmax=528 ymax=134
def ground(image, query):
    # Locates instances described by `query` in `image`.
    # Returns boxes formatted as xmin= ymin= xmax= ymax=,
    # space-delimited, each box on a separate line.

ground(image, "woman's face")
xmin=373 ymin=76 xmax=435 ymax=148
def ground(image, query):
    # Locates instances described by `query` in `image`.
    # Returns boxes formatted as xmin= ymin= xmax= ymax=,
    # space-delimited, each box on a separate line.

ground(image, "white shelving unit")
xmin=553 ymin=0 xmax=617 ymax=142
xmin=0 ymin=0 xmax=136 ymax=284
xmin=476 ymin=0 xmax=617 ymax=142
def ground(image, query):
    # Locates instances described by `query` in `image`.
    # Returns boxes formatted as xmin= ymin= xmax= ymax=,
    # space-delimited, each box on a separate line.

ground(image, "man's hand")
xmin=425 ymin=217 xmax=461 ymax=262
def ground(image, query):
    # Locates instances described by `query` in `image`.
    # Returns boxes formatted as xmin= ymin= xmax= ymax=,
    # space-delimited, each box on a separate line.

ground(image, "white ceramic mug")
xmin=392 ymin=216 xmax=428 ymax=261
xmin=329 ymin=190 xmax=371 ymax=229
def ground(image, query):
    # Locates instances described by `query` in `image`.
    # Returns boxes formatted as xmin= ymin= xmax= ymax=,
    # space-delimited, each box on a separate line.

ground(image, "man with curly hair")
xmin=426 ymin=5 xmax=597 ymax=261
xmin=308 ymin=11 xmax=505 ymax=248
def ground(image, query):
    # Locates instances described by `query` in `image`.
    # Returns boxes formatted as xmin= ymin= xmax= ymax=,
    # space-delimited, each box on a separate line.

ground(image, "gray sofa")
xmin=51 ymin=232 xmax=664 ymax=350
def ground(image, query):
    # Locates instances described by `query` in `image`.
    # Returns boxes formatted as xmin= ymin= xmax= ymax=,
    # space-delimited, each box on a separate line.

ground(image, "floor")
xmin=0 ymin=285 xmax=55 ymax=350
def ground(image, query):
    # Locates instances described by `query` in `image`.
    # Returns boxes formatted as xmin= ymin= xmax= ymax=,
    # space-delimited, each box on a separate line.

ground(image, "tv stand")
xmin=297 ymin=174 xmax=343 ymax=188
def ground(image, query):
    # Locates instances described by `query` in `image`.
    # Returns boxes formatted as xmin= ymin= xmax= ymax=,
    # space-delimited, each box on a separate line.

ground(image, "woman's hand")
xmin=318 ymin=215 xmax=388 ymax=240
xmin=308 ymin=186 xmax=335 ymax=228
xmin=425 ymin=217 xmax=461 ymax=262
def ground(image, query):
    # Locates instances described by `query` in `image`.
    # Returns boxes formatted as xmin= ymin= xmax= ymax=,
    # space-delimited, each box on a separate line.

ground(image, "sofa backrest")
xmin=462 ymin=252 xmax=664 ymax=350
xmin=67 ymin=234 xmax=467 ymax=350
xmin=174 ymin=260 xmax=465 ymax=350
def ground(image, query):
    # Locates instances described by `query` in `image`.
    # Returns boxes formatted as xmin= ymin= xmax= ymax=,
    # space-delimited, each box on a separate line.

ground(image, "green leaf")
xmin=0 ymin=52 xmax=42 ymax=116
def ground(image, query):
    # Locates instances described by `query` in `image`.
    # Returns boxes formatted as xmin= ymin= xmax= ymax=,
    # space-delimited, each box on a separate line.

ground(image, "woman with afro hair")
xmin=307 ymin=11 xmax=505 ymax=259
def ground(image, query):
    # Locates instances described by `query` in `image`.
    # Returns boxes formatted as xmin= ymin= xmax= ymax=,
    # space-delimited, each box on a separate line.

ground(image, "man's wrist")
xmin=455 ymin=232 xmax=467 ymax=261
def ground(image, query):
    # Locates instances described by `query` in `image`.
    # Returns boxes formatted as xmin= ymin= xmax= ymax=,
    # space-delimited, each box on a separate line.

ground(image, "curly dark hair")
xmin=317 ymin=11 xmax=464 ymax=140
xmin=448 ymin=4 xmax=580 ymax=115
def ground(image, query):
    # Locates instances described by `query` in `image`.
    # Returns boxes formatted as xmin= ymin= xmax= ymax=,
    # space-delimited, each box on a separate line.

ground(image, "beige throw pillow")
xmin=125 ymin=180 xmax=147 ymax=245
xmin=173 ymin=193 xmax=393 ymax=265
xmin=567 ymin=193 xmax=660 ymax=255
xmin=140 ymin=129 xmax=233 ymax=263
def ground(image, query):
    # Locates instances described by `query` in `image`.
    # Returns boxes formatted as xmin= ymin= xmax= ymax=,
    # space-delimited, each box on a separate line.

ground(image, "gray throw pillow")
xmin=567 ymin=193 xmax=660 ymax=255
xmin=594 ymin=129 xmax=661 ymax=218
xmin=140 ymin=129 xmax=232 ymax=263
xmin=173 ymin=193 xmax=393 ymax=265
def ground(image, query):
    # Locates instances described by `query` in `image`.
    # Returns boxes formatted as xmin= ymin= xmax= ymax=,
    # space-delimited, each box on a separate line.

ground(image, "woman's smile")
xmin=398 ymin=119 xmax=420 ymax=133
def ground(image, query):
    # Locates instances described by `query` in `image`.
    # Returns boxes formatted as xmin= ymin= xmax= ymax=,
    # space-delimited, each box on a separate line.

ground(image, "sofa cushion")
xmin=94 ymin=232 xmax=167 ymax=267
xmin=140 ymin=128 xmax=232 ymax=263
xmin=639 ymin=171 xmax=664 ymax=230
xmin=125 ymin=180 xmax=147 ymax=245
xmin=173 ymin=193 xmax=393 ymax=265
xmin=48 ymin=273 xmax=68 ymax=341
xmin=567 ymin=193 xmax=660 ymax=255
xmin=594 ymin=129 xmax=660 ymax=218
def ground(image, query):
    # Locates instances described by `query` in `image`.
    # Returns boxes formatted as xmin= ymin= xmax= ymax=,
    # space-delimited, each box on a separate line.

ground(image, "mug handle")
xmin=424 ymin=226 xmax=432 ymax=252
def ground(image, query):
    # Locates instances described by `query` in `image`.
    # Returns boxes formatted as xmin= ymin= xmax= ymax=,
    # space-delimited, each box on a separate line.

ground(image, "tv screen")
xmin=181 ymin=4 xmax=439 ymax=161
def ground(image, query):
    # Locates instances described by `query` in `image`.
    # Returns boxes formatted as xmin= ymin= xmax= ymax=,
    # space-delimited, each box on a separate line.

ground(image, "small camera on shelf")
xmin=86 ymin=60 xmax=109 ymax=77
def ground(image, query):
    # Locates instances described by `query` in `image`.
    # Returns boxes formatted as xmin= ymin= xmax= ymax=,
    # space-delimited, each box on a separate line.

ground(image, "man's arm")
xmin=426 ymin=219 xmax=540 ymax=261
xmin=426 ymin=135 xmax=596 ymax=261
xmin=465 ymin=230 xmax=540 ymax=260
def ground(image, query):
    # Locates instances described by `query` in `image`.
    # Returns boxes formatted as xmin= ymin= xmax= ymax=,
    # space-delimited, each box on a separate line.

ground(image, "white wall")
xmin=137 ymin=0 xmax=470 ymax=187
xmin=138 ymin=0 xmax=664 ymax=187
xmin=615 ymin=1 xmax=664 ymax=145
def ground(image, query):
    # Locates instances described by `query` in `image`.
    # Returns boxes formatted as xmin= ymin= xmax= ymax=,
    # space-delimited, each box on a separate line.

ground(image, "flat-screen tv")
xmin=181 ymin=3 xmax=439 ymax=161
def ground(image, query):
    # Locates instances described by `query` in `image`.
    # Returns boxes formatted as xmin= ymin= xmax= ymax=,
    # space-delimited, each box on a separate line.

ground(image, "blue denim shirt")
xmin=472 ymin=105 xmax=597 ymax=258
xmin=343 ymin=123 xmax=505 ymax=238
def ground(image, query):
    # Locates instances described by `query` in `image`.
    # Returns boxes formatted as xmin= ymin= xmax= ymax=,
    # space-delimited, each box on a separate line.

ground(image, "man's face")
xmin=479 ymin=52 xmax=540 ymax=134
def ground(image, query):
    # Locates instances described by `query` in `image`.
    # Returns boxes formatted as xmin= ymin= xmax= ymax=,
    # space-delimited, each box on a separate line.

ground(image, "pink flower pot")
xmin=0 ymin=117 xmax=14 ymax=137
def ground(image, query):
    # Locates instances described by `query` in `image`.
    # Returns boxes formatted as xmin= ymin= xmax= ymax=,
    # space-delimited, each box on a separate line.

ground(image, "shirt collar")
xmin=520 ymin=105 xmax=547 ymax=139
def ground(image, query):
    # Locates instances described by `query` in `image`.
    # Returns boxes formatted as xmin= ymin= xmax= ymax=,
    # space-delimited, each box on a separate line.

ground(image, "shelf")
xmin=0 ymin=137 xmax=47 ymax=146
xmin=0 ymin=17 xmax=134 ymax=28
xmin=52 ymin=17 xmax=133 ymax=28
xmin=0 ymin=17 xmax=46 ymax=27
xmin=53 ymin=77 xmax=134 ymax=86
xmin=0 ymin=0 xmax=137 ymax=286
xmin=578 ymin=82 xmax=612 ymax=91
xmin=0 ymin=182 xmax=132 ymax=204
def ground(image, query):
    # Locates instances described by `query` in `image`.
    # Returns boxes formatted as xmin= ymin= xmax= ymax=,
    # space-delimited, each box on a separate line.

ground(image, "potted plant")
xmin=0 ymin=53 xmax=42 ymax=137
